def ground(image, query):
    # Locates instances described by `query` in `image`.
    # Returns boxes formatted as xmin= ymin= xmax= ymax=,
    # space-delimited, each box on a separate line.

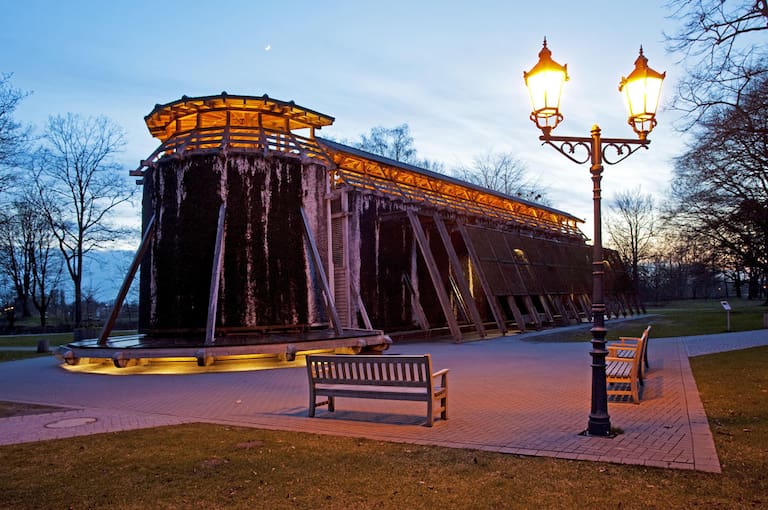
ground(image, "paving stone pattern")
xmin=1 ymin=329 xmax=766 ymax=472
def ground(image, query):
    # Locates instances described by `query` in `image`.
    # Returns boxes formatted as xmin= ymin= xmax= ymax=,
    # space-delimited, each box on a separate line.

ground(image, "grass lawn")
xmin=525 ymin=298 xmax=767 ymax=343
xmin=641 ymin=298 xmax=766 ymax=336
xmin=0 ymin=330 xmax=137 ymax=362
xmin=0 ymin=330 xmax=138 ymax=348
xmin=0 ymin=346 xmax=766 ymax=508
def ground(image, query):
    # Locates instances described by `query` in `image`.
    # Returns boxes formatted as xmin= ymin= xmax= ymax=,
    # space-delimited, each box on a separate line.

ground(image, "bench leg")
xmin=308 ymin=392 xmax=316 ymax=417
xmin=328 ymin=396 xmax=335 ymax=412
xmin=426 ymin=399 xmax=434 ymax=427
xmin=440 ymin=394 xmax=448 ymax=421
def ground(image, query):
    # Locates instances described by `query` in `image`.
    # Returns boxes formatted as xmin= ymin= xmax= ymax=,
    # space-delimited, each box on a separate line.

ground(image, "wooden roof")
xmin=144 ymin=93 xmax=335 ymax=142
xmin=318 ymin=138 xmax=584 ymax=237
xmin=136 ymin=93 xmax=584 ymax=238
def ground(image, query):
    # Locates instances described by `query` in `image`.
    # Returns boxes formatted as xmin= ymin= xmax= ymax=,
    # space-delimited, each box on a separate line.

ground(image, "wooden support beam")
xmin=565 ymin=295 xmax=581 ymax=323
xmin=433 ymin=214 xmax=485 ymax=338
xmin=402 ymin=272 xmax=430 ymax=331
xmin=623 ymin=294 xmax=636 ymax=316
xmin=301 ymin=207 xmax=343 ymax=335
xmin=505 ymin=296 xmax=526 ymax=332
xmin=456 ymin=221 xmax=507 ymax=334
xmin=407 ymin=210 xmax=462 ymax=342
xmin=98 ymin=214 xmax=156 ymax=346
xmin=205 ymin=204 xmax=227 ymax=346
xmin=619 ymin=294 xmax=632 ymax=316
xmin=350 ymin=285 xmax=373 ymax=330
xmin=523 ymin=295 xmax=542 ymax=328
xmin=636 ymin=294 xmax=647 ymax=314
xmin=538 ymin=294 xmax=555 ymax=323
xmin=580 ymin=294 xmax=593 ymax=321
xmin=551 ymin=295 xmax=571 ymax=326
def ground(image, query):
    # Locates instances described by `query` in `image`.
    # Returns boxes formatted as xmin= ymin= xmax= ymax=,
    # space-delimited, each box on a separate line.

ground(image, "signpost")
xmin=720 ymin=301 xmax=731 ymax=332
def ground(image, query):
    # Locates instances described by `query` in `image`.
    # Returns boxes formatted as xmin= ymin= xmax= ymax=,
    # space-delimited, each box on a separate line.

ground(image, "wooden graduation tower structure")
xmin=58 ymin=92 xmax=639 ymax=368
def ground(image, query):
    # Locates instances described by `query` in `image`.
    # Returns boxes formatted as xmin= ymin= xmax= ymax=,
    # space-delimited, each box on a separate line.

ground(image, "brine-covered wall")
xmin=138 ymin=153 xmax=329 ymax=336
xmin=345 ymin=190 xmax=602 ymax=332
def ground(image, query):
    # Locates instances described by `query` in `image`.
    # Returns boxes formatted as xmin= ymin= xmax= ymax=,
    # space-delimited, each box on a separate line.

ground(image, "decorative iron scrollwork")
xmin=539 ymin=135 xmax=649 ymax=166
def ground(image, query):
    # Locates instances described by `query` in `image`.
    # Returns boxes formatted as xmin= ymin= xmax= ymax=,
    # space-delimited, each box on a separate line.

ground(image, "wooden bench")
xmin=608 ymin=325 xmax=652 ymax=383
xmin=606 ymin=333 xmax=646 ymax=404
xmin=306 ymin=354 xmax=449 ymax=427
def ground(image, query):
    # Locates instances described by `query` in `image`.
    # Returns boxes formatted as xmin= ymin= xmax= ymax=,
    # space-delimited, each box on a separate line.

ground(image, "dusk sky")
xmin=3 ymin=0 xmax=684 ymax=239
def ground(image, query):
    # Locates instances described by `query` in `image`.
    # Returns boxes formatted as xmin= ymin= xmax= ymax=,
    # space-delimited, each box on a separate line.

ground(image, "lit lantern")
xmin=523 ymin=38 xmax=569 ymax=136
xmin=619 ymin=47 xmax=665 ymax=140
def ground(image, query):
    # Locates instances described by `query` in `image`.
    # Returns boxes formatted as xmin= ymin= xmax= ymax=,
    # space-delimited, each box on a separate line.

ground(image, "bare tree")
xmin=663 ymin=1 xmax=768 ymax=302
xmin=606 ymin=187 xmax=655 ymax=292
xmin=666 ymin=74 xmax=768 ymax=300
xmin=0 ymin=205 xmax=33 ymax=317
xmin=355 ymin=124 xmax=417 ymax=163
xmin=352 ymin=123 xmax=446 ymax=172
xmin=29 ymin=208 xmax=62 ymax=328
xmin=0 ymin=73 xmax=30 ymax=193
xmin=453 ymin=152 xmax=549 ymax=203
xmin=33 ymin=114 xmax=135 ymax=327
xmin=665 ymin=0 xmax=768 ymax=126
xmin=0 ymin=192 xmax=63 ymax=325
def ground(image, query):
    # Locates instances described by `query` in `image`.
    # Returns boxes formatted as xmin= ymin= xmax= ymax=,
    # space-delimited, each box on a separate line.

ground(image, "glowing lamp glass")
xmin=524 ymin=39 xmax=569 ymax=135
xmin=619 ymin=48 xmax=665 ymax=139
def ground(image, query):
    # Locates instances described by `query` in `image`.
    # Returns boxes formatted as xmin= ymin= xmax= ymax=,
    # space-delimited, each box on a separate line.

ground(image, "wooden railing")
xmin=131 ymin=126 xmax=330 ymax=176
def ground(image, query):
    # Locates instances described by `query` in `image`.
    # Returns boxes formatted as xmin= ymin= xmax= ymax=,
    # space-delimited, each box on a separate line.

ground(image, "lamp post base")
xmin=580 ymin=419 xmax=616 ymax=438
xmin=579 ymin=429 xmax=617 ymax=438
xmin=581 ymin=414 xmax=615 ymax=438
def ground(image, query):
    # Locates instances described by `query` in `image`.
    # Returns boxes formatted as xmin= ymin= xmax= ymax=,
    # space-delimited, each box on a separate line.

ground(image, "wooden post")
xmin=456 ymin=221 xmax=507 ymax=334
xmin=505 ymin=296 xmax=527 ymax=332
xmin=538 ymin=294 xmax=556 ymax=323
xmin=402 ymin=272 xmax=431 ymax=331
xmin=98 ymin=214 xmax=156 ymax=346
xmin=205 ymin=204 xmax=227 ymax=346
xmin=301 ymin=207 xmax=343 ymax=336
xmin=433 ymin=214 xmax=485 ymax=338
xmin=407 ymin=210 xmax=462 ymax=341
xmin=523 ymin=295 xmax=542 ymax=328
xmin=579 ymin=294 xmax=593 ymax=322
xmin=551 ymin=295 xmax=571 ymax=325
xmin=350 ymin=285 xmax=373 ymax=330
xmin=565 ymin=295 xmax=582 ymax=322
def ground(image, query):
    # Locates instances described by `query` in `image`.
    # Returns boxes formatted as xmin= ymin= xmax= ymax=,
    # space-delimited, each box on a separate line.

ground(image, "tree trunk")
xmin=74 ymin=284 xmax=82 ymax=327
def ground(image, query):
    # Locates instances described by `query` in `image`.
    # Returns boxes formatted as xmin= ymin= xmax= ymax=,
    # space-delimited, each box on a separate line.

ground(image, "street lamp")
xmin=523 ymin=39 xmax=665 ymax=437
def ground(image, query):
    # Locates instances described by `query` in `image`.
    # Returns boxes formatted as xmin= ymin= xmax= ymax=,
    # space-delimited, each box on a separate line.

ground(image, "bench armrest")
xmin=606 ymin=356 xmax=632 ymax=363
xmin=608 ymin=342 xmax=639 ymax=350
xmin=607 ymin=343 xmax=638 ymax=355
xmin=432 ymin=368 xmax=449 ymax=388
xmin=611 ymin=336 xmax=640 ymax=346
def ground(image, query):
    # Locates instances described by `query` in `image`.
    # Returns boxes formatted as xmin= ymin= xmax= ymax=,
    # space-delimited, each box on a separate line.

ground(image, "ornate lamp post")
xmin=523 ymin=39 xmax=665 ymax=436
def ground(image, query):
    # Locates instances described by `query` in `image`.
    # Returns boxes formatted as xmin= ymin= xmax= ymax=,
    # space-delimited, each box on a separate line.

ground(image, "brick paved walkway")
xmin=1 ymin=329 xmax=766 ymax=473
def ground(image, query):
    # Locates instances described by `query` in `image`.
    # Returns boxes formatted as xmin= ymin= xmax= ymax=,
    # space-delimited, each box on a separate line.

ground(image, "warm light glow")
xmin=60 ymin=353 xmax=318 ymax=375
xmin=619 ymin=47 xmax=665 ymax=139
xmin=523 ymin=38 xmax=569 ymax=135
